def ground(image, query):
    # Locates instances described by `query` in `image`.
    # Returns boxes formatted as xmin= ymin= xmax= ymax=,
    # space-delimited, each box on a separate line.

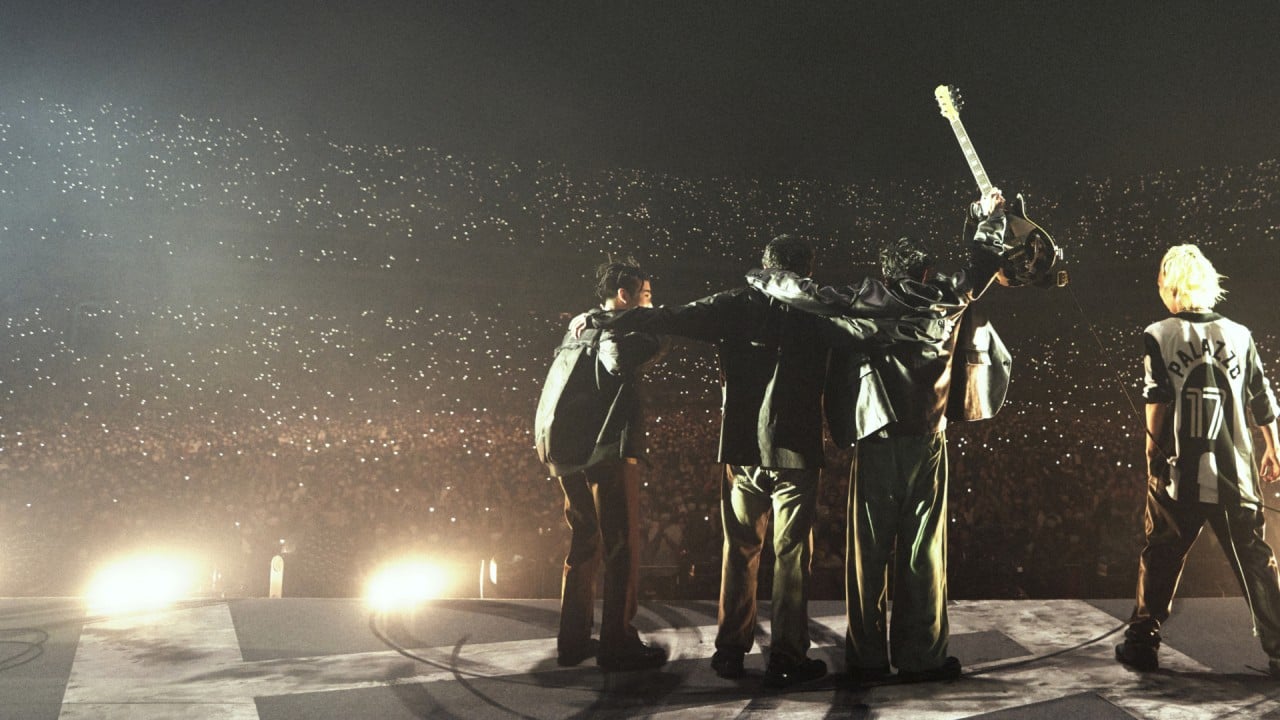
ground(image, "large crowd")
xmin=1 ymin=97 xmax=1278 ymax=600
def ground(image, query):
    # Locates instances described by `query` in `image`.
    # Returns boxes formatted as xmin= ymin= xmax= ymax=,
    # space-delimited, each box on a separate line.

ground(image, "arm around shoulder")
xmin=592 ymin=295 xmax=728 ymax=343
xmin=746 ymin=269 xmax=849 ymax=316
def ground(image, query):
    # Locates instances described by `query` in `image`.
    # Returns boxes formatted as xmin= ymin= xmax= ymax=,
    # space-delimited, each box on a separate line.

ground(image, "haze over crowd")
xmin=1 ymin=97 xmax=1278 ymax=600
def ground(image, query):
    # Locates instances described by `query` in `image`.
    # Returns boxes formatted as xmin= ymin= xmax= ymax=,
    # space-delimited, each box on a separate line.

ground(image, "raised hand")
xmin=978 ymin=188 xmax=1005 ymax=218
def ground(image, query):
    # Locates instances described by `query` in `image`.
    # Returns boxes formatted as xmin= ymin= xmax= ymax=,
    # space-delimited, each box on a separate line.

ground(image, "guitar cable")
xmin=955 ymin=209 xmax=1279 ymax=666
xmin=1060 ymin=264 xmax=1274 ymax=650
xmin=1060 ymin=277 xmax=1280 ymax=515
xmin=964 ymin=195 xmax=1275 ymax=508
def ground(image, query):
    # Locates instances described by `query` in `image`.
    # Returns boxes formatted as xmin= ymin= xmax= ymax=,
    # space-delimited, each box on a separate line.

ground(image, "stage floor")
xmin=2 ymin=596 xmax=1278 ymax=719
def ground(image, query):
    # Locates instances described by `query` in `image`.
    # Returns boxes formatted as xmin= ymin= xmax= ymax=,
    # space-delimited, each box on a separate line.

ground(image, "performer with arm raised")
xmin=576 ymin=235 xmax=914 ymax=688
xmin=747 ymin=190 xmax=1012 ymax=684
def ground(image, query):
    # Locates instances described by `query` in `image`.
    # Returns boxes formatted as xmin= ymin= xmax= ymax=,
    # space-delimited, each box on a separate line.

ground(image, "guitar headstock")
xmin=934 ymin=85 xmax=963 ymax=121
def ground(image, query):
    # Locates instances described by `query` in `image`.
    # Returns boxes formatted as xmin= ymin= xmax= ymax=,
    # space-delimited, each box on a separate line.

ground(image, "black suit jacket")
xmin=591 ymin=287 xmax=893 ymax=469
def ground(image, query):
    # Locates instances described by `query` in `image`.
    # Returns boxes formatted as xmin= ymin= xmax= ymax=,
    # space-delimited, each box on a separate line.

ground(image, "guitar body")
xmin=1001 ymin=194 xmax=1064 ymax=288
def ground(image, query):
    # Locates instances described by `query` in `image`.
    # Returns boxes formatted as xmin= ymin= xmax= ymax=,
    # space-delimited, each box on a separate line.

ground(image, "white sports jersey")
xmin=1143 ymin=312 xmax=1279 ymax=505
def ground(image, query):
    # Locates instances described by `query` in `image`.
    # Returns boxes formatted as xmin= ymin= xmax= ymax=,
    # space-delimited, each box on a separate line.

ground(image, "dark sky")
xmin=2 ymin=0 xmax=1278 ymax=183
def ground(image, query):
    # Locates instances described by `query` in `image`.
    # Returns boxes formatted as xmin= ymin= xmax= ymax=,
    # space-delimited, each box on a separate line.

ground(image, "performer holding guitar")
xmin=934 ymin=85 xmax=1067 ymax=289
xmin=743 ymin=86 xmax=1064 ymax=684
xmin=747 ymin=188 xmax=1012 ymax=683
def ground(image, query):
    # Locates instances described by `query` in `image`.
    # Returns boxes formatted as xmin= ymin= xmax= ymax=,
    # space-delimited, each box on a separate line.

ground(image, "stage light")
xmin=85 ymin=553 xmax=200 ymax=615
xmin=365 ymin=559 xmax=448 ymax=612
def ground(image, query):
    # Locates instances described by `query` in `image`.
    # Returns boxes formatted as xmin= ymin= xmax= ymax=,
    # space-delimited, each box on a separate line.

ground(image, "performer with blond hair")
xmin=1116 ymin=244 xmax=1280 ymax=675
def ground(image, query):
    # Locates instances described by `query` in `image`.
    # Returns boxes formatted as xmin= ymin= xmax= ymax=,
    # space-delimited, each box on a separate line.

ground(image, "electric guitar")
xmin=934 ymin=85 xmax=1067 ymax=288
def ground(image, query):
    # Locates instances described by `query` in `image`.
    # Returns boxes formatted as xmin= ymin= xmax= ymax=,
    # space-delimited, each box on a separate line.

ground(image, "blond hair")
xmin=1157 ymin=244 xmax=1226 ymax=313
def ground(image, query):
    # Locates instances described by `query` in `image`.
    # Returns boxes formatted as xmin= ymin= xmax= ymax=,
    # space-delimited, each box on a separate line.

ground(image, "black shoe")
xmin=711 ymin=650 xmax=745 ymax=679
xmin=847 ymin=664 xmax=893 ymax=685
xmin=597 ymin=642 xmax=667 ymax=672
xmin=763 ymin=657 xmax=827 ymax=689
xmin=557 ymin=638 xmax=599 ymax=667
xmin=1115 ymin=642 xmax=1158 ymax=672
xmin=1269 ymin=658 xmax=1280 ymax=679
xmin=897 ymin=656 xmax=962 ymax=683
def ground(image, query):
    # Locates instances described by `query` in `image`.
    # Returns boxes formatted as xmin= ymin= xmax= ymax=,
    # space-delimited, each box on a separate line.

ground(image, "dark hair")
xmin=594 ymin=258 xmax=648 ymax=301
xmin=879 ymin=237 xmax=934 ymax=281
xmin=761 ymin=235 xmax=815 ymax=276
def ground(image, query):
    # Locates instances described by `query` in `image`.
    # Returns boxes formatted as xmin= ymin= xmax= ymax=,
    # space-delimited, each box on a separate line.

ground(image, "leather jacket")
xmin=534 ymin=308 xmax=664 ymax=476
xmin=586 ymin=287 xmax=907 ymax=469
xmin=747 ymin=210 xmax=1010 ymax=439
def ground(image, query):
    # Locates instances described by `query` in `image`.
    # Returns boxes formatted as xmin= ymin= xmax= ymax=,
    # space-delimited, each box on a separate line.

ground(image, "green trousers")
xmin=716 ymin=464 xmax=820 ymax=665
xmin=846 ymin=432 xmax=950 ymax=673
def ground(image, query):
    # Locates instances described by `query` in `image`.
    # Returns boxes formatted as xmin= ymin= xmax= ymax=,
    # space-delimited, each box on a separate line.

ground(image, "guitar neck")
xmin=945 ymin=115 xmax=995 ymax=196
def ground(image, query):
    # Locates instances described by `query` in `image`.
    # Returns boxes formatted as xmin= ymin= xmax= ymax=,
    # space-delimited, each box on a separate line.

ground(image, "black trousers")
xmin=557 ymin=459 xmax=642 ymax=656
xmin=1127 ymin=482 xmax=1280 ymax=660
